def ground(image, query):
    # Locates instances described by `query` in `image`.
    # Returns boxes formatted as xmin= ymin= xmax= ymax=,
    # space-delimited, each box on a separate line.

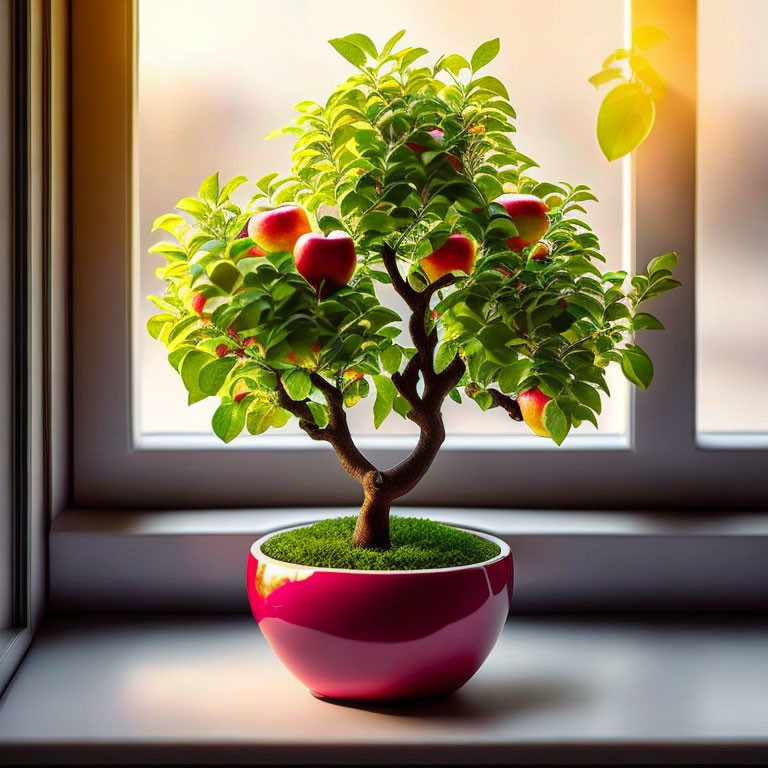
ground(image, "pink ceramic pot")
xmin=247 ymin=524 xmax=512 ymax=702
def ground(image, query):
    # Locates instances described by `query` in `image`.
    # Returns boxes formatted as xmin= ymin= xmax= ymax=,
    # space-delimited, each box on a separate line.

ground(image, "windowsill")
xmin=49 ymin=507 xmax=768 ymax=613
xmin=0 ymin=615 xmax=766 ymax=764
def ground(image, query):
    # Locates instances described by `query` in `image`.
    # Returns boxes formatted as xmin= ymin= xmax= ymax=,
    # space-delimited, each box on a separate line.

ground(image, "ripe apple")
xmin=235 ymin=223 xmax=267 ymax=258
xmin=494 ymin=193 xmax=550 ymax=252
xmin=420 ymin=233 xmax=476 ymax=282
xmin=247 ymin=205 xmax=312 ymax=254
xmin=293 ymin=230 xmax=357 ymax=296
xmin=216 ymin=343 xmax=229 ymax=358
xmin=517 ymin=387 xmax=552 ymax=437
xmin=407 ymin=128 xmax=461 ymax=171
xmin=190 ymin=292 xmax=206 ymax=316
xmin=530 ymin=241 xmax=550 ymax=261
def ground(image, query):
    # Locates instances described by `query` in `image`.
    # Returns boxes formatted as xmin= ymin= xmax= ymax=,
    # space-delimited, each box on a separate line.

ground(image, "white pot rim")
xmin=251 ymin=519 xmax=511 ymax=575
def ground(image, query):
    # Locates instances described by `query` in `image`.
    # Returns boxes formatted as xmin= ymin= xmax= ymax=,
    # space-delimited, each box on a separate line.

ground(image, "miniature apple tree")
xmin=147 ymin=32 xmax=679 ymax=549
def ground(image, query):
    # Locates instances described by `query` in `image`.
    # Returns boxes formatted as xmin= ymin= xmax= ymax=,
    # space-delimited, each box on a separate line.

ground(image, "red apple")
xmin=517 ymin=387 xmax=552 ymax=437
xmin=216 ymin=344 xmax=229 ymax=358
xmin=190 ymin=292 xmax=206 ymax=316
xmin=293 ymin=230 xmax=357 ymax=296
xmin=234 ymin=225 xmax=268 ymax=258
xmin=247 ymin=205 xmax=312 ymax=254
xmin=420 ymin=233 xmax=476 ymax=283
xmin=407 ymin=129 xmax=461 ymax=171
xmin=530 ymin=241 xmax=550 ymax=261
xmin=494 ymin=193 xmax=550 ymax=252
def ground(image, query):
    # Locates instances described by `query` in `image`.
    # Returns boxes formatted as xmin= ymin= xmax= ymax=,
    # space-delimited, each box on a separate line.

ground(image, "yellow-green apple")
xmin=407 ymin=129 xmax=461 ymax=171
xmin=420 ymin=233 xmax=476 ymax=282
xmin=494 ymin=193 xmax=550 ymax=252
xmin=530 ymin=241 xmax=550 ymax=261
xmin=247 ymin=205 xmax=312 ymax=253
xmin=293 ymin=230 xmax=357 ymax=297
xmin=517 ymin=387 xmax=552 ymax=437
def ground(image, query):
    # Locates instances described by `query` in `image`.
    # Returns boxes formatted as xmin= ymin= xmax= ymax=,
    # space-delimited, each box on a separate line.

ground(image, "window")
xmin=135 ymin=0 xmax=631 ymax=448
xmin=696 ymin=0 xmax=768 ymax=446
xmin=72 ymin=0 xmax=768 ymax=510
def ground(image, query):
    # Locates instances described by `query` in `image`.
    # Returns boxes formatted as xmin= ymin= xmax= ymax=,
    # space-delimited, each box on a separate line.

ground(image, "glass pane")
xmin=697 ymin=0 xmax=768 ymax=442
xmin=135 ymin=0 xmax=630 ymax=445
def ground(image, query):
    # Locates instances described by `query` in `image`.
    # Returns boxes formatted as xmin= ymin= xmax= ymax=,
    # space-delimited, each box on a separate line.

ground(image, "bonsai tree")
xmin=147 ymin=32 xmax=679 ymax=550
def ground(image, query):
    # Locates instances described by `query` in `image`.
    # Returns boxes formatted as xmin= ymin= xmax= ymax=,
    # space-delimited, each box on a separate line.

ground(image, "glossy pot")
xmin=246 ymin=523 xmax=513 ymax=702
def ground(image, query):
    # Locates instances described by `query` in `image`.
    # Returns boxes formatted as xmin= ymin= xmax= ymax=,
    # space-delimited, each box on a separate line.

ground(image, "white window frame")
xmin=1 ymin=0 xmax=67 ymax=694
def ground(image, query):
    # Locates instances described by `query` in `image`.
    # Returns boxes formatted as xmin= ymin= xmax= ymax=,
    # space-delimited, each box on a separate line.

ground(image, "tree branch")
xmin=481 ymin=386 xmax=523 ymax=421
xmin=381 ymin=243 xmax=418 ymax=309
xmin=308 ymin=372 xmax=378 ymax=484
xmin=278 ymin=375 xmax=377 ymax=484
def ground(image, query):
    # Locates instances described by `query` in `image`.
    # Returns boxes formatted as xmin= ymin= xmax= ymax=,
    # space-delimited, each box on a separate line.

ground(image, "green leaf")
xmin=630 ymin=55 xmax=666 ymax=99
xmin=497 ymin=360 xmax=530 ymax=394
xmin=219 ymin=175 xmax=248 ymax=203
xmin=647 ymin=251 xmax=677 ymax=275
xmin=470 ymin=75 xmax=509 ymax=99
xmin=621 ymin=344 xmax=654 ymax=389
xmin=209 ymin=261 xmax=241 ymax=293
xmin=181 ymin=350 xmax=214 ymax=403
xmin=440 ymin=54 xmax=470 ymax=75
xmin=372 ymin=374 xmax=397 ymax=429
xmin=633 ymin=25 xmax=669 ymax=51
xmin=542 ymin=400 xmax=569 ymax=445
xmin=434 ymin=343 xmax=457 ymax=374
xmin=328 ymin=37 xmax=366 ymax=68
xmin=246 ymin=402 xmax=273 ymax=435
xmin=256 ymin=172 xmax=279 ymax=194
xmin=588 ymin=67 xmax=624 ymax=89
xmin=380 ymin=345 xmax=402 ymax=374
xmin=212 ymin=401 xmax=246 ymax=443
xmin=475 ymin=173 xmax=504 ymax=201
xmin=571 ymin=381 xmax=602 ymax=414
xmin=633 ymin=312 xmax=664 ymax=330
xmin=175 ymin=197 xmax=208 ymax=217
xmin=198 ymin=172 xmax=219 ymax=203
xmin=400 ymin=47 xmax=428 ymax=69
xmin=199 ymin=357 xmax=237 ymax=396
xmin=470 ymin=38 xmax=500 ymax=71
xmin=358 ymin=210 xmax=395 ymax=233
xmin=381 ymin=29 xmax=406 ymax=58
xmin=151 ymin=213 xmax=185 ymax=234
xmin=307 ymin=401 xmax=330 ymax=429
xmin=282 ymin=369 xmax=312 ymax=400
xmin=597 ymin=82 xmax=656 ymax=161
xmin=271 ymin=408 xmax=292 ymax=428
xmin=341 ymin=33 xmax=377 ymax=59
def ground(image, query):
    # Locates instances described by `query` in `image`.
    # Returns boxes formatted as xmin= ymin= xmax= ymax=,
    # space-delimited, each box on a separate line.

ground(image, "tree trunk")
xmin=352 ymin=491 xmax=392 ymax=549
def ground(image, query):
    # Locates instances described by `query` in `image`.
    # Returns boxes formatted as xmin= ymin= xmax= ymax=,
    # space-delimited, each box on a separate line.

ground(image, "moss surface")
xmin=261 ymin=516 xmax=500 ymax=570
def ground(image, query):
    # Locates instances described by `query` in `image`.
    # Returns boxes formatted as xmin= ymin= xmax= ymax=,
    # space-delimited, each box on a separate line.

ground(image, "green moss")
xmin=261 ymin=516 xmax=500 ymax=571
